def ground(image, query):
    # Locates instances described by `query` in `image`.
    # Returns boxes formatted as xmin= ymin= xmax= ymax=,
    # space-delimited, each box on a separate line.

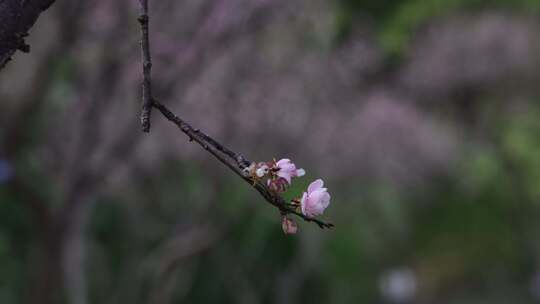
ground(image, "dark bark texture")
xmin=0 ymin=0 xmax=55 ymax=70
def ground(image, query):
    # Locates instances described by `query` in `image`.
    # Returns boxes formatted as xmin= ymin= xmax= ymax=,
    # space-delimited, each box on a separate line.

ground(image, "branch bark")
xmin=138 ymin=0 xmax=153 ymax=132
xmin=0 ymin=0 xmax=56 ymax=70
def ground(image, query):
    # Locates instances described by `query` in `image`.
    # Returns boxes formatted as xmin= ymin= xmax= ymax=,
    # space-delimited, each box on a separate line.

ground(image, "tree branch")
xmin=138 ymin=0 xmax=153 ymax=132
xmin=0 ymin=0 xmax=56 ymax=70
xmin=138 ymin=3 xmax=332 ymax=230
xmin=152 ymin=100 xmax=334 ymax=229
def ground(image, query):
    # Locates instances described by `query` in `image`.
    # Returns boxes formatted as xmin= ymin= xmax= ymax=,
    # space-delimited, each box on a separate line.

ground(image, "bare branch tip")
xmin=138 ymin=15 xmax=149 ymax=24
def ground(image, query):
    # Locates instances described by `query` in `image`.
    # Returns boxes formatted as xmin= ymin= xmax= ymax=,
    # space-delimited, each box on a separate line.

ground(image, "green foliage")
xmin=0 ymin=189 xmax=36 ymax=304
xmin=338 ymin=0 xmax=540 ymax=55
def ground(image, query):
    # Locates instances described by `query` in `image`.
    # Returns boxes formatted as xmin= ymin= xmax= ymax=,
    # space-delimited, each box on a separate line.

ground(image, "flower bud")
xmin=281 ymin=217 xmax=298 ymax=234
xmin=256 ymin=164 xmax=269 ymax=177
xmin=267 ymin=177 xmax=288 ymax=193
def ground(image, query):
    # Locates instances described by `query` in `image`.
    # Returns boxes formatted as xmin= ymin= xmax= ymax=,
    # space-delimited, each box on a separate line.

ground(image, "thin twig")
xmin=138 ymin=0 xmax=153 ymax=132
xmin=152 ymin=100 xmax=334 ymax=229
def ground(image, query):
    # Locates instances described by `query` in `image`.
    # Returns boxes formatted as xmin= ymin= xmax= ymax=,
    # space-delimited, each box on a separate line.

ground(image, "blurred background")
xmin=1 ymin=0 xmax=540 ymax=303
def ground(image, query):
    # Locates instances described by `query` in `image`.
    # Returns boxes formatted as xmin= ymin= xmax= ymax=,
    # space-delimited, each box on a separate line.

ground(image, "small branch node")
xmin=138 ymin=14 xmax=149 ymax=24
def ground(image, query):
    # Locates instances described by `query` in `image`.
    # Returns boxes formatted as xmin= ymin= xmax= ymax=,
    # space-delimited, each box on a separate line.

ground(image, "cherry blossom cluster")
xmin=243 ymin=158 xmax=331 ymax=234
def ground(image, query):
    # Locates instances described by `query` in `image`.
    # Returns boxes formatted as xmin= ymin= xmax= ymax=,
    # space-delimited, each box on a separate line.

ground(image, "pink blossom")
xmin=300 ymin=179 xmax=331 ymax=218
xmin=275 ymin=158 xmax=305 ymax=184
xmin=281 ymin=217 xmax=298 ymax=234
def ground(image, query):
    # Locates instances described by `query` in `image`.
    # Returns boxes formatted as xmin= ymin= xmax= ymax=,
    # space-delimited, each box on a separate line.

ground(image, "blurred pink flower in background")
xmin=301 ymin=179 xmax=330 ymax=218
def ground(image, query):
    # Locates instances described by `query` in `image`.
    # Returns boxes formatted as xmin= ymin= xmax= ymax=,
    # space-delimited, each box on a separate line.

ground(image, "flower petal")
xmin=276 ymin=158 xmax=291 ymax=166
xmin=320 ymin=192 xmax=331 ymax=209
xmin=307 ymin=179 xmax=324 ymax=193
xmin=300 ymin=192 xmax=308 ymax=216
xmin=277 ymin=171 xmax=292 ymax=184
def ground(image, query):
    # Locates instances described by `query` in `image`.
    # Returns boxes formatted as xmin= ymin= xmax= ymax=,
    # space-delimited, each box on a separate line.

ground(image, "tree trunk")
xmin=0 ymin=0 xmax=56 ymax=70
xmin=28 ymin=221 xmax=64 ymax=304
